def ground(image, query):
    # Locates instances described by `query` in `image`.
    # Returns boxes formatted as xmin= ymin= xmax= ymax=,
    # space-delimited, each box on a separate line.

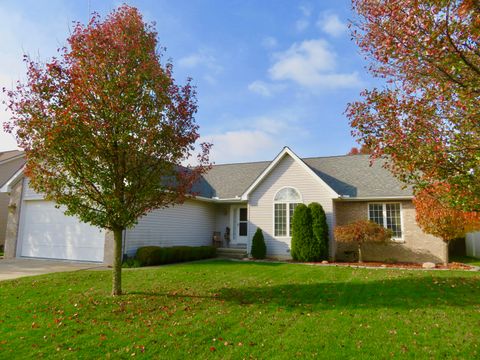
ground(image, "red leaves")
xmin=348 ymin=0 xmax=480 ymax=212
xmin=334 ymin=220 xmax=392 ymax=245
xmin=4 ymin=4 xmax=211 ymax=232
xmin=413 ymin=183 xmax=480 ymax=241
xmin=4 ymin=4 xmax=212 ymax=295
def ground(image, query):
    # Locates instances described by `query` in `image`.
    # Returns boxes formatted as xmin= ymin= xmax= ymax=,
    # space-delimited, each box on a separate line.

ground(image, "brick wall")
xmin=334 ymin=200 xmax=446 ymax=263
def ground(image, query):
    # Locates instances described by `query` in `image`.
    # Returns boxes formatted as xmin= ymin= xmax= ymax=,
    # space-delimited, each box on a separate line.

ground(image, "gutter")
xmin=0 ymin=167 xmax=25 ymax=193
xmin=335 ymin=195 xmax=414 ymax=201
xmin=193 ymin=195 xmax=247 ymax=203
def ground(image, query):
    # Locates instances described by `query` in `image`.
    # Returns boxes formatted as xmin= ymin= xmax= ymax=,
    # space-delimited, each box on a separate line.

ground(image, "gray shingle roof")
xmin=0 ymin=151 xmax=25 ymax=188
xmin=303 ymin=155 xmax=412 ymax=198
xmin=193 ymin=161 xmax=270 ymax=199
xmin=195 ymin=154 xmax=412 ymax=199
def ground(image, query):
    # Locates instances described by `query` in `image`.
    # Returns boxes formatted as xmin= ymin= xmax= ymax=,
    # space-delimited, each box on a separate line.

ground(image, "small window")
xmin=238 ymin=208 xmax=248 ymax=236
xmin=274 ymin=187 xmax=302 ymax=237
xmin=368 ymin=203 xmax=402 ymax=239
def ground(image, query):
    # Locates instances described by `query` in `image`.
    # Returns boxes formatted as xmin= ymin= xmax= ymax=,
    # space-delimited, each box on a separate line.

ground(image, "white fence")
xmin=466 ymin=232 xmax=480 ymax=258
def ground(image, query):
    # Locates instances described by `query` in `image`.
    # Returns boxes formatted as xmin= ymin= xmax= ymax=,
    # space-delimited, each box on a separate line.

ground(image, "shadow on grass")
xmin=215 ymin=277 xmax=480 ymax=309
xmin=179 ymin=259 xmax=285 ymax=267
xmin=128 ymin=275 xmax=480 ymax=310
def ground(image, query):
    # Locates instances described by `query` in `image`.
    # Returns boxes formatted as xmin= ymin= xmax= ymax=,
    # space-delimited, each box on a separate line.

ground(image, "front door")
xmin=232 ymin=206 xmax=248 ymax=245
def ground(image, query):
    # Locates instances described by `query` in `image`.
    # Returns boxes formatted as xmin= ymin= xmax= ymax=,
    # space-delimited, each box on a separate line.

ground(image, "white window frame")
xmin=273 ymin=186 xmax=303 ymax=238
xmin=368 ymin=202 xmax=404 ymax=242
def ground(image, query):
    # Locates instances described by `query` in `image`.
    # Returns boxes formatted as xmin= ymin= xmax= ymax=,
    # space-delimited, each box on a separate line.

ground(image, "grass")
xmin=1 ymin=260 xmax=480 ymax=359
xmin=451 ymin=255 xmax=480 ymax=267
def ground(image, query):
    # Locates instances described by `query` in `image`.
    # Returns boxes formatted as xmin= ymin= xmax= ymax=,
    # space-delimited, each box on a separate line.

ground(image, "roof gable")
xmin=240 ymin=147 xmax=338 ymax=200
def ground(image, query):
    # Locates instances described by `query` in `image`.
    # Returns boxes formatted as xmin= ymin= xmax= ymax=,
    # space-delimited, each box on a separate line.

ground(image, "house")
xmin=0 ymin=150 xmax=25 ymax=250
xmin=1 ymin=147 xmax=447 ymax=264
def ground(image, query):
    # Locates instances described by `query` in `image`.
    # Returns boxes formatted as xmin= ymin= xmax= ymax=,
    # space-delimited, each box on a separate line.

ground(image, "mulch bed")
xmin=243 ymin=258 xmax=476 ymax=270
xmin=320 ymin=261 xmax=474 ymax=270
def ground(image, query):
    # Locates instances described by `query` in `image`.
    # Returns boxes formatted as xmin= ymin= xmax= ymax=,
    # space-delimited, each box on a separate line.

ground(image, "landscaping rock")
xmin=321 ymin=260 xmax=328 ymax=264
xmin=422 ymin=262 xmax=436 ymax=269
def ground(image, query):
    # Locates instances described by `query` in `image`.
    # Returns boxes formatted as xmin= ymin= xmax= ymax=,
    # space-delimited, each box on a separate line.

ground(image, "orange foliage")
xmin=413 ymin=184 xmax=480 ymax=242
xmin=335 ymin=220 xmax=392 ymax=245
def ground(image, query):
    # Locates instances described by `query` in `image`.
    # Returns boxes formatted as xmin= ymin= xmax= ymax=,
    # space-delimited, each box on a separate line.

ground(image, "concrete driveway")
xmin=0 ymin=258 xmax=106 ymax=281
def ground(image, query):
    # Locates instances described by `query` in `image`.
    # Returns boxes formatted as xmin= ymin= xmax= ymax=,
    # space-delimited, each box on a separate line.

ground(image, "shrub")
xmin=291 ymin=204 xmax=317 ymax=261
xmin=122 ymin=256 xmax=142 ymax=268
xmin=309 ymin=202 xmax=329 ymax=260
xmin=334 ymin=220 xmax=392 ymax=263
xmin=135 ymin=246 xmax=216 ymax=266
xmin=251 ymin=228 xmax=267 ymax=259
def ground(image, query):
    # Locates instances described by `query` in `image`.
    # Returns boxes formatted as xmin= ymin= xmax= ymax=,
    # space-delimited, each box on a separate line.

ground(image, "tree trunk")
xmin=112 ymin=227 xmax=123 ymax=296
xmin=443 ymin=240 xmax=449 ymax=266
xmin=358 ymin=243 xmax=363 ymax=263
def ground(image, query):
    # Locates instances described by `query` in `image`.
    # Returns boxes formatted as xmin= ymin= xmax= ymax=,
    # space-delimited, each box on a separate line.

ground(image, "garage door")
xmin=20 ymin=200 xmax=105 ymax=262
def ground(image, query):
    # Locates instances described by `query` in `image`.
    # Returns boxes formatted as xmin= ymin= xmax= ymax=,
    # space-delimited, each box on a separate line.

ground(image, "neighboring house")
xmin=0 ymin=150 xmax=25 ymax=249
xmin=1 ymin=147 xmax=446 ymax=264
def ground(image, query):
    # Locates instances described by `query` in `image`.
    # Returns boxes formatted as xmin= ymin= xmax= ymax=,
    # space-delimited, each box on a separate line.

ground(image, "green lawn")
xmin=1 ymin=260 xmax=480 ymax=359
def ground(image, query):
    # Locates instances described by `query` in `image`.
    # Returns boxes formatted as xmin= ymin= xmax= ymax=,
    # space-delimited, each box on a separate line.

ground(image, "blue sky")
xmin=0 ymin=0 xmax=378 ymax=164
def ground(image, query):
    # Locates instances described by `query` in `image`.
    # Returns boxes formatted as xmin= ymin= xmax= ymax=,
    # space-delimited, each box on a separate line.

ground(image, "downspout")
xmin=122 ymin=229 xmax=127 ymax=260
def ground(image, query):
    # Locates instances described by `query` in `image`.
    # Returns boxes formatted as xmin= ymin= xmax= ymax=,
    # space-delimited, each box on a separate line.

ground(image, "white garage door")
xmin=20 ymin=200 xmax=105 ymax=262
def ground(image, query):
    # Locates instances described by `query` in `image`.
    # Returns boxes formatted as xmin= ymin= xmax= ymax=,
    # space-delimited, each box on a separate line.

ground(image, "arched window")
xmin=274 ymin=187 xmax=302 ymax=237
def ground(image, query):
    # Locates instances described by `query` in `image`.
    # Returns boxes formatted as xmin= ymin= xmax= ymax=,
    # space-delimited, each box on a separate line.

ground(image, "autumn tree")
xmin=347 ymin=0 xmax=480 ymax=211
xmin=347 ymin=144 xmax=370 ymax=155
xmin=334 ymin=220 xmax=391 ymax=263
xmin=4 ymin=6 xmax=210 ymax=295
xmin=413 ymin=183 xmax=480 ymax=265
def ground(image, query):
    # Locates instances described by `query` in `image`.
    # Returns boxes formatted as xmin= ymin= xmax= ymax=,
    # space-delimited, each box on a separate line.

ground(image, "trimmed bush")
xmin=309 ymin=202 xmax=329 ymax=260
xmin=291 ymin=204 xmax=317 ymax=261
xmin=135 ymin=246 xmax=216 ymax=266
xmin=122 ymin=256 xmax=142 ymax=268
xmin=251 ymin=228 xmax=267 ymax=259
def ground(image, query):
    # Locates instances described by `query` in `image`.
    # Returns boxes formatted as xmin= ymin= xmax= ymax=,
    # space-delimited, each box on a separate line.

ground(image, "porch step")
xmin=216 ymin=247 xmax=248 ymax=259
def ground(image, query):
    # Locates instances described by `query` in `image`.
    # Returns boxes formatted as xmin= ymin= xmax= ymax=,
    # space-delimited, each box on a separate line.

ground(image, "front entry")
xmin=231 ymin=206 xmax=248 ymax=246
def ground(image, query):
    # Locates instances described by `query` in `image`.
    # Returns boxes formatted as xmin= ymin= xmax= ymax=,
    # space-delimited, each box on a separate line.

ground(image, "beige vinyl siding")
xmin=248 ymin=154 xmax=335 ymax=258
xmin=125 ymin=199 xmax=217 ymax=256
xmin=23 ymin=179 xmax=45 ymax=200
xmin=214 ymin=204 xmax=231 ymax=243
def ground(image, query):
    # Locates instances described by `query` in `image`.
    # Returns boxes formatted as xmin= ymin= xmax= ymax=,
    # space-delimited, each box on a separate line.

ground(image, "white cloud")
xmin=178 ymin=49 xmax=222 ymax=74
xmin=295 ymin=19 xmax=309 ymax=32
xmin=261 ymin=36 xmax=278 ymax=49
xmin=248 ymin=80 xmax=272 ymax=97
xmin=299 ymin=5 xmax=312 ymax=17
xmin=200 ymin=115 xmax=308 ymax=164
xmin=317 ymin=13 xmax=347 ymax=37
xmin=247 ymin=80 xmax=285 ymax=97
xmin=295 ymin=4 xmax=312 ymax=32
xmin=203 ymin=130 xmax=277 ymax=164
xmin=178 ymin=49 xmax=223 ymax=85
xmin=268 ymin=39 xmax=361 ymax=89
